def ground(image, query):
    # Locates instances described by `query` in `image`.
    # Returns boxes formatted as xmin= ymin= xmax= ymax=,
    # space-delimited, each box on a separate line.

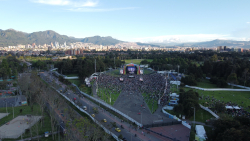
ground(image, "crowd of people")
xmin=200 ymin=95 xmax=250 ymax=118
xmin=96 ymin=72 xmax=169 ymax=110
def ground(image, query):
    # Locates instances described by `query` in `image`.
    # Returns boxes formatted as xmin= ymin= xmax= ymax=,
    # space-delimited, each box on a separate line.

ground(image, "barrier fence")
xmin=185 ymin=85 xmax=250 ymax=91
xmin=72 ymin=83 xmax=143 ymax=128
xmin=199 ymin=104 xmax=219 ymax=119
xmin=162 ymin=107 xmax=191 ymax=129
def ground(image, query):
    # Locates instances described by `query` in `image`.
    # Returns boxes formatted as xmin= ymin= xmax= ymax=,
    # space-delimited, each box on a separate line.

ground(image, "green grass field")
xmin=97 ymin=87 xmax=120 ymax=105
xmin=0 ymin=104 xmax=52 ymax=141
xmin=165 ymin=108 xmax=214 ymax=123
xmin=184 ymin=87 xmax=250 ymax=112
xmin=183 ymin=80 xmax=250 ymax=111
xmin=106 ymin=69 xmax=121 ymax=77
xmin=142 ymin=93 xmax=158 ymax=113
xmin=66 ymin=74 xmax=78 ymax=77
xmin=143 ymin=69 xmax=154 ymax=74
xmin=122 ymin=59 xmax=153 ymax=64
xmin=196 ymin=79 xmax=243 ymax=89
xmin=68 ymin=79 xmax=81 ymax=86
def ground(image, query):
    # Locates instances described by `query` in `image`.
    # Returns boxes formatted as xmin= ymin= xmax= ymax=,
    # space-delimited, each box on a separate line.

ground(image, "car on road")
xmin=122 ymin=137 xmax=127 ymax=141
xmin=83 ymin=106 xmax=87 ymax=110
xmin=115 ymin=128 xmax=121 ymax=132
xmin=91 ymin=114 xmax=95 ymax=117
xmin=103 ymin=119 xmax=107 ymax=122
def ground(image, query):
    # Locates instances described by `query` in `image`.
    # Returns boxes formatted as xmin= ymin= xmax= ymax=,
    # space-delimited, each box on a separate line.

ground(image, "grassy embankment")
xmin=142 ymin=93 xmax=158 ymax=113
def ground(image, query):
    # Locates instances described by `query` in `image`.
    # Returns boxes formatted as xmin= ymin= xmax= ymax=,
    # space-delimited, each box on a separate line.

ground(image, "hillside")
xmin=178 ymin=39 xmax=250 ymax=48
xmin=0 ymin=29 xmax=123 ymax=46
xmin=81 ymin=36 xmax=122 ymax=45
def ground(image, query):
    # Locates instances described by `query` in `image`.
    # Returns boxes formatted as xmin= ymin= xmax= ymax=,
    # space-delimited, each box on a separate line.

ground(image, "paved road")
xmin=40 ymin=71 xmax=163 ymax=141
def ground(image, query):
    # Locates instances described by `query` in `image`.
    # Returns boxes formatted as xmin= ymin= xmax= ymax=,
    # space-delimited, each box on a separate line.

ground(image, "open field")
xmin=66 ymin=74 xmax=78 ymax=77
xmin=184 ymin=87 xmax=250 ymax=112
xmin=68 ymin=79 xmax=81 ymax=86
xmin=122 ymin=59 xmax=153 ymax=64
xmin=165 ymin=107 xmax=214 ymax=123
xmin=106 ymin=69 xmax=121 ymax=77
xmin=97 ymin=87 xmax=120 ymax=105
xmin=142 ymin=93 xmax=158 ymax=113
xmin=0 ymin=104 xmax=52 ymax=140
xmin=196 ymin=79 xmax=243 ymax=89
xmin=143 ymin=69 xmax=154 ymax=74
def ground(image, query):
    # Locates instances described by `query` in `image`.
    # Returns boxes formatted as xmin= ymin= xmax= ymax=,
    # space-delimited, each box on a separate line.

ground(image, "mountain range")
xmin=0 ymin=29 xmax=122 ymax=47
xmin=1 ymin=29 xmax=250 ymax=48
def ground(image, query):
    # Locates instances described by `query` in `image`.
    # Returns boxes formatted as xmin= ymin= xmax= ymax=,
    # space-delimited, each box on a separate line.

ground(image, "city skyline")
xmin=1 ymin=0 xmax=250 ymax=43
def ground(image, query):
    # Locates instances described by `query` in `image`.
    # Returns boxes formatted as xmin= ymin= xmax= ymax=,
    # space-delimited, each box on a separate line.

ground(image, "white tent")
xmin=225 ymin=106 xmax=233 ymax=109
xmin=233 ymin=106 xmax=241 ymax=110
xmin=170 ymin=93 xmax=179 ymax=97
xmin=195 ymin=125 xmax=206 ymax=140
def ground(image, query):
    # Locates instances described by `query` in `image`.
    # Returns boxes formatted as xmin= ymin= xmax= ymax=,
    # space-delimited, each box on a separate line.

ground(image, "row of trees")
xmin=207 ymin=116 xmax=250 ymax=141
xmin=173 ymin=89 xmax=200 ymax=117
xmin=18 ymin=71 xmax=112 ymax=140
xmin=0 ymin=55 xmax=26 ymax=79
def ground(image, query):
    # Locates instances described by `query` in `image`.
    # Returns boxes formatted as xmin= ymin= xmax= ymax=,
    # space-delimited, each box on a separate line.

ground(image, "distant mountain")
xmin=0 ymin=29 xmax=123 ymax=47
xmin=81 ymin=36 xmax=122 ymax=45
xmin=0 ymin=29 xmax=79 ymax=47
xmin=178 ymin=39 xmax=250 ymax=48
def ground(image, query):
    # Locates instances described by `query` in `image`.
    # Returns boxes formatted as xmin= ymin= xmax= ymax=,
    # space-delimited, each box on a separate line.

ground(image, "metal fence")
xmin=199 ymin=104 xmax=219 ymax=119
xmin=72 ymin=83 xmax=143 ymax=128
xmin=162 ymin=107 xmax=191 ymax=129
xmin=185 ymin=85 xmax=250 ymax=91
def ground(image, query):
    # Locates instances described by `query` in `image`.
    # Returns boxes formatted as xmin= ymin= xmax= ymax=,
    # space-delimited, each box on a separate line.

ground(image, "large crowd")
xmin=200 ymin=95 xmax=250 ymax=118
xmin=96 ymin=72 xmax=169 ymax=109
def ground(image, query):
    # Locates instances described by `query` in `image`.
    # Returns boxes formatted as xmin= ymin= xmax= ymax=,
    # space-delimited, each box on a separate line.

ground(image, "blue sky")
xmin=0 ymin=0 xmax=250 ymax=43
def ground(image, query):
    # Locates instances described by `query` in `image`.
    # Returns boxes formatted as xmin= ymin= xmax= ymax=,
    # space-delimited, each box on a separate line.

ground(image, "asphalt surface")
xmin=40 ymin=71 xmax=163 ymax=141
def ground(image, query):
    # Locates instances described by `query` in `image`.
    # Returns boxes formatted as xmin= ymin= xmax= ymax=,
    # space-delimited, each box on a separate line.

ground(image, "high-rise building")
xmin=224 ymin=46 xmax=227 ymax=50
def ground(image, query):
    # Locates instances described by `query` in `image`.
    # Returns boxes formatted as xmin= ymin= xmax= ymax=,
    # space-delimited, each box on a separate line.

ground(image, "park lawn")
xmin=184 ymin=87 xmax=250 ymax=112
xmin=123 ymin=59 xmax=153 ymax=64
xmin=143 ymin=69 xmax=153 ymax=74
xmin=97 ymin=87 xmax=120 ymax=105
xmin=107 ymin=69 xmax=120 ymax=77
xmin=68 ymin=79 xmax=81 ymax=86
xmin=66 ymin=74 xmax=78 ymax=77
xmin=0 ymin=104 xmax=52 ymax=140
xmin=165 ymin=108 xmax=214 ymax=123
xmin=196 ymin=79 xmax=244 ymax=89
xmin=188 ymin=108 xmax=214 ymax=123
xmin=142 ymin=93 xmax=158 ymax=113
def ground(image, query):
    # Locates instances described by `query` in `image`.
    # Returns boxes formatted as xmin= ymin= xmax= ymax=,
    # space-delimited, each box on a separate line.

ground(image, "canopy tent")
xmin=170 ymin=93 xmax=179 ymax=97
xmin=195 ymin=125 xmax=206 ymax=140
xmin=225 ymin=106 xmax=233 ymax=109
xmin=233 ymin=106 xmax=241 ymax=110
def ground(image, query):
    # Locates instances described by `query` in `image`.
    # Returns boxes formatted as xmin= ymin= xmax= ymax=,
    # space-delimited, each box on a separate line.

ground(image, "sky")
xmin=1 ymin=0 xmax=250 ymax=43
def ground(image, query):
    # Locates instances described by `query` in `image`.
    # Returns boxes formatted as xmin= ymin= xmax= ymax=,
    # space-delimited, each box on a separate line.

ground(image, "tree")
xmin=227 ymin=73 xmax=238 ymax=86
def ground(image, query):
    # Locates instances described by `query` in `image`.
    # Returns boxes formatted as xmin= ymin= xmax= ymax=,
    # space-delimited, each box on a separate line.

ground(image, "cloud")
xmin=133 ymin=34 xmax=231 ymax=43
xmin=31 ymin=0 xmax=98 ymax=7
xmin=247 ymin=22 xmax=250 ymax=24
xmin=67 ymin=7 xmax=138 ymax=12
